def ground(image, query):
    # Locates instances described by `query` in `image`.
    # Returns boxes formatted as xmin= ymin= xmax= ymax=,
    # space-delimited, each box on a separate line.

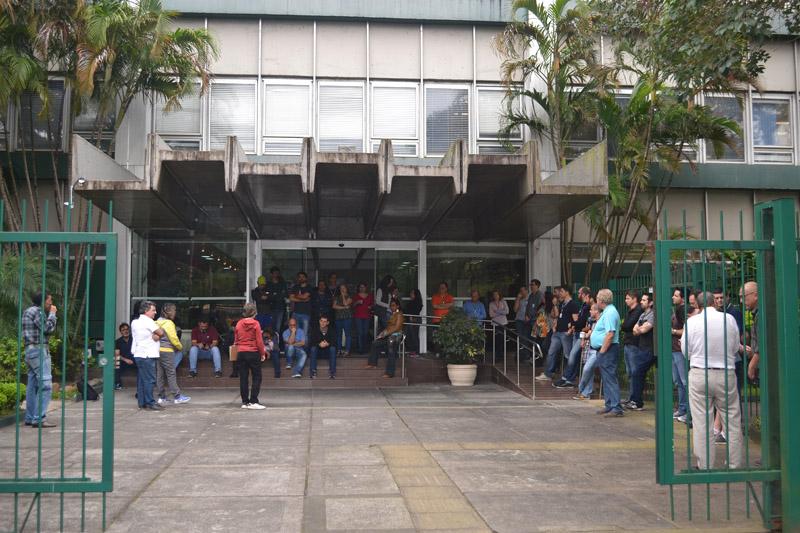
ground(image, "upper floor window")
xmin=371 ymin=82 xmax=418 ymax=156
xmin=704 ymin=95 xmax=745 ymax=162
xmin=263 ymin=81 xmax=311 ymax=155
xmin=476 ymin=87 xmax=522 ymax=154
xmin=18 ymin=79 xmax=65 ymax=150
xmin=318 ymin=82 xmax=364 ymax=152
xmin=752 ymin=98 xmax=793 ymax=164
xmin=209 ymin=80 xmax=257 ymax=152
xmin=425 ymin=85 xmax=469 ymax=156
xmin=155 ymin=89 xmax=203 ymax=151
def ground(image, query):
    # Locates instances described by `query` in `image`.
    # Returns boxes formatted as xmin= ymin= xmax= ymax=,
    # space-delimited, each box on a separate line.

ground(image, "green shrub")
xmin=0 ymin=336 xmax=82 ymax=383
xmin=433 ymin=309 xmax=485 ymax=365
xmin=0 ymin=382 xmax=26 ymax=415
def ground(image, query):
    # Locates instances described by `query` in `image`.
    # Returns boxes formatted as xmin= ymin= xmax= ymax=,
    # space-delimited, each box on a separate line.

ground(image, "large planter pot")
xmin=447 ymin=364 xmax=477 ymax=386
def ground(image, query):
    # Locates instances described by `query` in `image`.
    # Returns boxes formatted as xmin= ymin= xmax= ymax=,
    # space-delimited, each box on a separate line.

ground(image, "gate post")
xmin=755 ymin=198 xmax=800 ymax=531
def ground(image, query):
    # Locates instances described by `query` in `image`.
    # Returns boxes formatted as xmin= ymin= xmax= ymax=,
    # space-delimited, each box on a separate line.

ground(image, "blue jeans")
xmin=134 ymin=357 xmax=157 ymax=408
xmin=578 ymin=348 xmax=598 ymax=397
xmin=286 ymin=345 xmax=307 ymax=375
xmin=293 ymin=313 xmax=310 ymax=339
xmin=25 ymin=345 xmax=52 ymax=423
xmin=545 ymin=331 xmax=573 ymax=377
xmin=174 ymin=351 xmax=183 ymax=368
xmin=672 ymin=351 xmax=689 ymax=416
xmin=515 ymin=319 xmax=531 ymax=352
xmin=630 ymin=348 xmax=655 ymax=406
xmin=269 ymin=309 xmax=284 ymax=338
xmin=598 ymin=344 xmax=622 ymax=414
xmin=368 ymin=335 xmax=400 ymax=377
xmin=270 ymin=346 xmax=282 ymax=377
xmin=310 ymin=345 xmax=337 ymax=376
xmin=336 ymin=318 xmax=352 ymax=353
xmin=189 ymin=346 xmax=221 ymax=372
xmin=623 ymin=344 xmax=638 ymax=401
xmin=355 ymin=318 xmax=370 ymax=353
xmin=562 ymin=333 xmax=583 ymax=383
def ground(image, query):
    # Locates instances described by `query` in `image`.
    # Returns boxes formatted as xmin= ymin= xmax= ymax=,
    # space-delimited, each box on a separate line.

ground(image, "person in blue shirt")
xmin=591 ymin=288 xmax=624 ymax=417
xmin=282 ymin=317 xmax=308 ymax=378
xmin=463 ymin=289 xmax=487 ymax=323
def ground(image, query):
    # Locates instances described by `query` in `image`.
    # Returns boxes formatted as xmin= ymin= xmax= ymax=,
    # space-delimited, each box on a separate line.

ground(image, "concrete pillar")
xmin=532 ymin=226 xmax=560 ymax=289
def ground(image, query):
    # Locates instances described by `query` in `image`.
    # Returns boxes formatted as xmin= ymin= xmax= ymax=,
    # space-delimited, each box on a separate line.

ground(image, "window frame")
xmin=475 ymin=85 xmax=523 ymax=142
xmin=208 ymin=77 xmax=258 ymax=154
xmin=262 ymin=78 xmax=313 ymax=155
xmin=316 ymin=79 xmax=366 ymax=153
xmin=700 ymin=92 xmax=749 ymax=164
xmin=749 ymin=93 xmax=795 ymax=165
xmin=423 ymin=82 xmax=472 ymax=158
xmin=16 ymin=77 xmax=69 ymax=152
xmin=370 ymin=81 xmax=420 ymax=157
xmin=153 ymin=83 xmax=205 ymax=149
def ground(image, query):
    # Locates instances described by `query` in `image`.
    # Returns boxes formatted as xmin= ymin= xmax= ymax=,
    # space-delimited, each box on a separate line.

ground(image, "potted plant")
xmin=433 ymin=309 xmax=485 ymax=386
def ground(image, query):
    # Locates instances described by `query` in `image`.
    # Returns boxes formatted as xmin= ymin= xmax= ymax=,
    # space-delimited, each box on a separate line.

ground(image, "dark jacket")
xmin=622 ymin=305 xmax=643 ymax=346
xmin=309 ymin=326 xmax=337 ymax=349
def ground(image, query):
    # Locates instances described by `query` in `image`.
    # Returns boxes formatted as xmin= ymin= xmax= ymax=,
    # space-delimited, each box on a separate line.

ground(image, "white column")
xmin=418 ymin=240 xmax=427 ymax=353
xmin=532 ymin=227 xmax=561 ymax=288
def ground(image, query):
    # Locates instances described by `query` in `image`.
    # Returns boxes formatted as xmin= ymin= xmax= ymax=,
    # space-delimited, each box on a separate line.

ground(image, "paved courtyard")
xmin=1 ymin=384 xmax=765 ymax=532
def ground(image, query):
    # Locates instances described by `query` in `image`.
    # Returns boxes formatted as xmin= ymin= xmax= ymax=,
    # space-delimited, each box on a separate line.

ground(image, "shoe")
xmin=364 ymin=364 xmax=377 ymax=369
xmin=329 ymin=375 xmax=335 ymax=380
xmin=715 ymin=433 xmax=727 ymax=444
xmin=157 ymin=397 xmax=167 ymax=405
xmin=535 ymin=373 xmax=550 ymax=381
xmin=144 ymin=404 xmax=162 ymax=411
xmin=672 ymin=410 xmax=682 ymax=419
xmin=241 ymin=403 xmax=250 ymax=409
xmin=292 ymin=373 xmax=301 ymax=378
xmin=596 ymin=409 xmax=610 ymax=415
xmin=628 ymin=402 xmax=644 ymax=411
xmin=173 ymin=395 xmax=191 ymax=404
xmin=604 ymin=411 xmax=624 ymax=418
xmin=189 ymin=371 xmax=197 ymax=378
xmin=310 ymin=371 xmax=317 ymax=379
xmin=248 ymin=403 xmax=266 ymax=410
xmin=676 ymin=415 xmax=687 ymax=424
xmin=214 ymin=371 xmax=222 ymax=378
xmin=573 ymin=394 xmax=589 ymax=400
xmin=29 ymin=420 xmax=57 ymax=428
xmin=114 ymin=384 xmax=123 ymax=391
xmin=285 ymin=364 xmax=292 ymax=369
xmin=554 ymin=380 xmax=574 ymax=389
xmin=382 ymin=374 xmax=393 ymax=378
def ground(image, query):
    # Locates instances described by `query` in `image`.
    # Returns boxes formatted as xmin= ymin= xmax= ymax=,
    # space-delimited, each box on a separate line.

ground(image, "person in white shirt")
xmin=681 ymin=291 xmax=743 ymax=470
xmin=131 ymin=301 xmax=165 ymax=411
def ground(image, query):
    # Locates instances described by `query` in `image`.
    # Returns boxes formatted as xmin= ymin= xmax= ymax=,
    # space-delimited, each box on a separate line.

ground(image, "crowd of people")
xmin=19 ymin=264 xmax=762 ymax=470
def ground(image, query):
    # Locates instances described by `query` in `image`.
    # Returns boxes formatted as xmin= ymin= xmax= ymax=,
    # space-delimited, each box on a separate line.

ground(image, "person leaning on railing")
xmin=488 ymin=290 xmax=509 ymax=356
xmin=365 ymin=298 xmax=405 ymax=378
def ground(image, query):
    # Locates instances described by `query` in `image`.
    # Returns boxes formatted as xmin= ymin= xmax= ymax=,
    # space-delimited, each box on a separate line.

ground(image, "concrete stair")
xmin=487 ymin=354 xmax=600 ymax=400
xmin=122 ymin=354 xmax=409 ymax=390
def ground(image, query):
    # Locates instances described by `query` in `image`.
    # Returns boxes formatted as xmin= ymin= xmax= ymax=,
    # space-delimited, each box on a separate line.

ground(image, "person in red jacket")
xmin=235 ymin=303 xmax=267 ymax=410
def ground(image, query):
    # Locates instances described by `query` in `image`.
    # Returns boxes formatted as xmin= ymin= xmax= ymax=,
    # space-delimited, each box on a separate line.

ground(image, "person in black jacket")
xmin=404 ymin=288 xmax=423 ymax=354
xmin=554 ymin=287 xmax=593 ymax=388
xmin=621 ymin=290 xmax=644 ymax=406
xmin=308 ymin=315 xmax=337 ymax=379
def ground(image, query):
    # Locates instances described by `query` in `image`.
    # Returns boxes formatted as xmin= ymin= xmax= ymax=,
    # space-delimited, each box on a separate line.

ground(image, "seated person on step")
xmin=189 ymin=318 xmax=222 ymax=378
xmin=283 ymin=317 xmax=308 ymax=378
xmin=309 ymin=315 xmax=338 ymax=380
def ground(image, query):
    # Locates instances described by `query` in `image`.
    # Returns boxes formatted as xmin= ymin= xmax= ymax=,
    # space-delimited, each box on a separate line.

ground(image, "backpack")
xmin=75 ymin=379 xmax=99 ymax=401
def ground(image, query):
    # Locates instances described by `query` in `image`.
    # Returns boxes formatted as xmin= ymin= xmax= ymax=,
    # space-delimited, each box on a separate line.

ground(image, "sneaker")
xmin=173 ymin=395 xmax=191 ymax=404
xmin=310 ymin=371 xmax=317 ymax=379
xmin=672 ymin=410 xmax=682 ymax=419
xmin=156 ymin=397 xmax=167 ymax=405
xmin=604 ymin=411 xmax=624 ymax=418
xmin=628 ymin=402 xmax=644 ymax=411
xmin=329 ymin=375 xmax=335 ymax=380
xmin=114 ymin=384 xmax=123 ymax=391
xmin=248 ymin=403 xmax=266 ymax=410
xmin=241 ymin=403 xmax=250 ymax=409
xmin=535 ymin=373 xmax=550 ymax=381
xmin=676 ymin=415 xmax=687 ymax=424
xmin=292 ymin=373 xmax=302 ymax=378
xmin=285 ymin=364 xmax=292 ymax=369
xmin=554 ymin=380 xmax=574 ymax=389
xmin=573 ymin=394 xmax=589 ymax=400
xmin=595 ymin=409 xmax=610 ymax=415
xmin=189 ymin=371 xmax=197 ymax=378
xmin=214 ymin=371 xmax=222 ymax=378
xmin=715 ymin=433 xmax=727 ymax=444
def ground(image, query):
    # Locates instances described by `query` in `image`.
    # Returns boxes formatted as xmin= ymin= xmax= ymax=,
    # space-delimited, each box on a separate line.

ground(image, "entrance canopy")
xmin=72 ymin=134 xmax=607 ymax=241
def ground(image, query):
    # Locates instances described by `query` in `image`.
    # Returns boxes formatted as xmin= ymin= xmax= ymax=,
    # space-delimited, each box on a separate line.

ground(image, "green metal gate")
xmin=0 ymin=200 xmax=117 ymax=532
xmin=654 ymin=198 xmax=800 ymax=531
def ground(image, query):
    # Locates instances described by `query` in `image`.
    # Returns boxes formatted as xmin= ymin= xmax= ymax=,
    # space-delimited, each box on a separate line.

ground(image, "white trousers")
xmin=688 ymin=369 xmax=743 ymax=469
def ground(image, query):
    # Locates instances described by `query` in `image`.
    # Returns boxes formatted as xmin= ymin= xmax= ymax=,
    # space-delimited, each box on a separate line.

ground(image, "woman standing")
xmin=333 ymin=284 xmax=354 ymax=356
xmin=352 ymin=283 xmax=374 ymax=354
xmin=403 ymin=288 xmax=423 ymax=355
xmin=235 ymin=303 xmax=267 ymax=410
xmin=375 ymin=275 xmax=396 ymax=330
xmin=488 ymin=290 xmax=509 ymax=357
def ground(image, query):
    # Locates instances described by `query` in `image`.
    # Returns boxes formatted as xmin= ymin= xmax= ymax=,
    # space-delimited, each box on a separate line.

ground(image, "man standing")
xmin=431 ymin=282 xmax=454 ymax=324
xmin=155 ymin=303 xmax=190 ymax=405
xmin=114 ymin=322 xmax=135 ymax=390
xmin=289 ymin=271 xmax=313 ymax=338
xmin=265 ymin=267 xmax=288 ymax=338
xmin=536 ymin=286 xmax=579 ymax=382
xmin=131 ymin=301 xmax=165 ymax=411
xmin=463 ymin=289 xmax=487 ymax=323
xmin=620 ymin=290 xmax=643 ymax=405
xmin=514 ymin=286 xmax=530 ymax=348
xmin=309 ymin=315 xmax=337 ymax=379
xmin=670 ymin=289 xmax=689 ymax=423
xmin=741 ymin=281 xmax=759 ymax=381
xmin=592 ymin=289 xmax=623 ymax=417
xmin=22 ymin=293 xmax=58 ymax=428
xmin=627 ymin=293 xmax=655 ymax=410
xmin=682 ymin=291 xmax=743 ymax=469
xmin=526 ymin=279 xmax=544 ymax=319
xmin=251 ymin=275 xmax=272 ymax=330
xmin=189 ymin=318 xmax=222 ymax=378
xmin=555 ymin=287 xmax=592 ymax=388
xmin=283 ymin=317 xmax=308 ymax=378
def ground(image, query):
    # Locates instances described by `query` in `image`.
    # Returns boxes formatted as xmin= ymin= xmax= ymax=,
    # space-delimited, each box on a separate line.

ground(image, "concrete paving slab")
xmin=307 ymin=465 xmax=399 ymax=496
xmin=147 ymin=465 xmax=307 ymax=497
xmin=308 ymin=444 xmax=387 ymax=466
xmin=325 ymin=497 xmax=414 ymax=530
